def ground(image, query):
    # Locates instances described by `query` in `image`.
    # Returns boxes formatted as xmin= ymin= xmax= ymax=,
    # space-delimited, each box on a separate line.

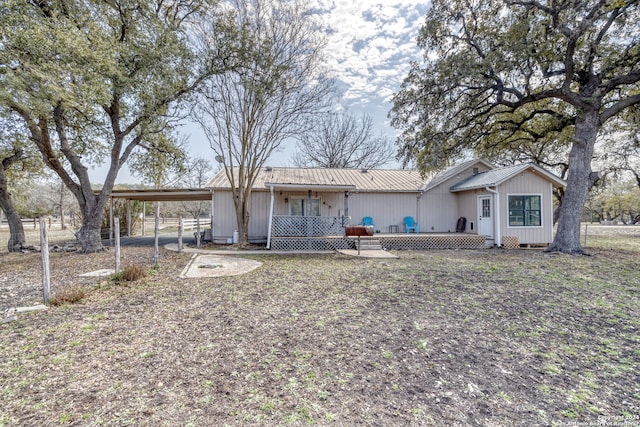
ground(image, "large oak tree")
xmin=0 ymin=0 xmax=231 ymax=252
xmin=390 ymin=0 xmax=640 ymax=254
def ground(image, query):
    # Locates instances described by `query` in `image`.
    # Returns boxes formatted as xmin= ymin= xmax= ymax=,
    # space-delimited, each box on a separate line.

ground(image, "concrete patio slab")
xmin=180 ymin=254 xmax=263 ymax=278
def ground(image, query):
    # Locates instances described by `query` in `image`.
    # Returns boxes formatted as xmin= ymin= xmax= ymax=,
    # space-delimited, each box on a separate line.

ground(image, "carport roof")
xmin=103 ymin=188 xmax=213 ymax=202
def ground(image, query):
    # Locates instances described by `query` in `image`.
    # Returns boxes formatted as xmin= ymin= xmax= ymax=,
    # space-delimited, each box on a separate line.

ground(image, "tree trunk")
xmin=547 ymin=110 xmax=600 ymax=254
xmin=75 ymin=197 xmax=108 ymax=252
xmin=0 ymin=190 xmax=26 ymax=252
xmin=233 ymin=188 xmax=250 ymax=245
xmin=0 ymin=169 xmax=26 ymax=252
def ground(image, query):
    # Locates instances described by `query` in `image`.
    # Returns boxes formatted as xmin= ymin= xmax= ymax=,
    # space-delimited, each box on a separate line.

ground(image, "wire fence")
xmin=0 ymin=227 xmax=76 ymax=251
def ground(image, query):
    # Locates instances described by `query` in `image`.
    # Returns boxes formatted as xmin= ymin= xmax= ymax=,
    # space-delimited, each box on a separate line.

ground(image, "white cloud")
xmin=310 ymin=0 xmax=430 ymax=132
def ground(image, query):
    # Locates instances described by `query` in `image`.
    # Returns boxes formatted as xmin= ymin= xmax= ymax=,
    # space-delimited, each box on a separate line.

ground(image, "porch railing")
xmin=271 ymin=215 xmax=350 ymax=237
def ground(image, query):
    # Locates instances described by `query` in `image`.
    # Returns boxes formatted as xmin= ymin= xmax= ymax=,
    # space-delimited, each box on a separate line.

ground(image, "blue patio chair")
xmin=362 ymin=216 xmax=375 ymax=227
xmin=404 ymin=216 xmax=419 ymax=233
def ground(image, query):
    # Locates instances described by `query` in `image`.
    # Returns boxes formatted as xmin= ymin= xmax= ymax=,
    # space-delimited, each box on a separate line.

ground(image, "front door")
xmin=477 ymin=195 xmax=494 ymax=238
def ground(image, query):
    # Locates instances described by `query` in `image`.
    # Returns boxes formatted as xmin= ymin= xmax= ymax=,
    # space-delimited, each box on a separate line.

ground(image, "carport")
xmin=104 ymin=188 xmax=215 ymax=239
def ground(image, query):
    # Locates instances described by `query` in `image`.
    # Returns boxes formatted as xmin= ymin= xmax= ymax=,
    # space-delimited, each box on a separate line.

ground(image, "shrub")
xmin=112 ymin=264 xmax=147 ymax=284
xmin=50 ymin=285 xmax=88 ymax=306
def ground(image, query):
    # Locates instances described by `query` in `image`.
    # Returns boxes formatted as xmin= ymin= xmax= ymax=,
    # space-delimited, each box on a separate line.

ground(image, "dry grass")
xmin=0 ymin=226 xmax=638 ymax=426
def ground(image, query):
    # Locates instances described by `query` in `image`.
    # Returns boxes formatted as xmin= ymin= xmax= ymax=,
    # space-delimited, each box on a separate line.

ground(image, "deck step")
xmin=355 ymin=239 xmax=383 ymax=250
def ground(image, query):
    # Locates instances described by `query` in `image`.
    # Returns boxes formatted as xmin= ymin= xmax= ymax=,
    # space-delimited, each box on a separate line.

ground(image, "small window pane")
xmin=290 ymin=199 xmax=303 ymax=216
xmin=526 ymin=211 xmax=541 ymax=226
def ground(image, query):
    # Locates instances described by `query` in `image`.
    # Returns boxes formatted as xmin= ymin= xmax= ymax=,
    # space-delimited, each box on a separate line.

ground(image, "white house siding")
xmin=422 ymin=164 xmax=491 ymax=233
xmin=456 ymin=190 xmax=487 ymax=234
xmin=422 ymin=191 xmax=459 ymax=232
xmin=498 ymin=171 xmax=555 ymax=245
xmin=210 ymin=190 xmax=271 ymax=242
xmin=349 ymin=192 xmax=420 ymax=232
xmin=211 ymin=190 xmax=237 ymax=242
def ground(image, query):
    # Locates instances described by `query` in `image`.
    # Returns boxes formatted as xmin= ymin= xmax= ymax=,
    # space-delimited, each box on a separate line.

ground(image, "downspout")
xmin=485 ymin=186 xmax=501 ymax=247
xmin=210 ymin=189 xmax=216 ymax=243
xmin=267 ymin=185 xmax=274 ymax=249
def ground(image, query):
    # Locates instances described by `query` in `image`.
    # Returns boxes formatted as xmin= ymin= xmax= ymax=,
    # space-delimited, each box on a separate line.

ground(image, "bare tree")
xmin=292 ymin=112 xmax=394 ymax=169
xmin=178 ymin=157 xmax=214 ymax=219
xmin=194 ymin=0 xmax=334 ymax=244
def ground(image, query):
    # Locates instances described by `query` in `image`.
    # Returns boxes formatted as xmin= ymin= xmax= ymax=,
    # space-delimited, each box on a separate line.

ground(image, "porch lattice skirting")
xmin=269 ymin=216 xmax=487 ymax=251
xmin=270 ymin=237 xmax=353 ymax=251
xmin=378 ymin=234 xmax=486 ymax=250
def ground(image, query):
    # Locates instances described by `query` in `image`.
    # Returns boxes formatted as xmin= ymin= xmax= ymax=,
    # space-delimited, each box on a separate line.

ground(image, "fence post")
xmin=584 ymin=223 xmax=588 ymax=247
xmin=39 ymin=218 xmax=50 ymax=305
xmin=178 ymin=216 xmax=183 ymax=254
xmin=196 ymin=217 xmax=201 ymax=248
xmin=114 ymin=218 xmax=121 ymax=274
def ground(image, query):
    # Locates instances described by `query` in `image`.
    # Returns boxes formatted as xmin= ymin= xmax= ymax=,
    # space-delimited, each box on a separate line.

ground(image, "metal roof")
xmin=423 ymin=159 xmax=495 ymax=191
xmin=450 ymin=163 xmax=566 ymax=192
xmin=207 ymin=167 xmax=427 ymax=192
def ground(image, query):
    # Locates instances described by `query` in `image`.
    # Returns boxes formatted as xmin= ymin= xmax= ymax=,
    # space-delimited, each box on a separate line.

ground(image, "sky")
xmin=97 ymin=0 xmax=430 ymax=183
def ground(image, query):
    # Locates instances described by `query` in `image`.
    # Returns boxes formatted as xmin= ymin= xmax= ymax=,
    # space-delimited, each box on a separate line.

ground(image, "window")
xmin=508 ymin=195 xmax=541 ymax=227
xmin=289 ymin=198 xmax=320 ymax=216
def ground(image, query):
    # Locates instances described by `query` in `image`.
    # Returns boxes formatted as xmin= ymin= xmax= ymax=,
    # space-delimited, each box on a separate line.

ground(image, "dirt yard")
xmin=1 ymin=230 xmax=639 ymax=426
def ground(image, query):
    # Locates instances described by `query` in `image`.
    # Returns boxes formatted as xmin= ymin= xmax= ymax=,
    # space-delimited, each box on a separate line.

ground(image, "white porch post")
xmin=486 ymin=187 xmax=501 ymax=247
xmin=343 ymin=191 xmax=349 ymax=226
xmin=267 ymin=185 xmax=274 ymax=249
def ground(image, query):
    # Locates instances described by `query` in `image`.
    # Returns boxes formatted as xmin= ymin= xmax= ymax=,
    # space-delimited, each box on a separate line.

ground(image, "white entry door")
xmin=477 ymin=195 xmax=494 ymax=238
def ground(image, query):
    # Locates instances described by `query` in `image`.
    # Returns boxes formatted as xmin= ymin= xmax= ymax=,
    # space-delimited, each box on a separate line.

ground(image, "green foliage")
xmin=128 ymin=131 xmax=188 ymax=188
xmin=0 ymin=0 xmax=236 ymax=251
xmin=587 ymin=179 xmax=640 ymax=223
xmin=390 ymin=0 xmax=640 ymax=172
xmin=100 ymin=198 xmax=143 ymax=239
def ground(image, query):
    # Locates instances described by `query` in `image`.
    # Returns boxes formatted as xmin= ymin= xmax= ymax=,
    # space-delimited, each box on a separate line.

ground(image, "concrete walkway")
xmin=164 ymin=243 xmax=333 ymax=255
xmin=336 ymin=249 xmax=399 ymax=258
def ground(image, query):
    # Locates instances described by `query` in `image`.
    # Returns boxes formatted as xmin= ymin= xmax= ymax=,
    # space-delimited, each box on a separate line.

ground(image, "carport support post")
xmin=114 ymin=218 xmax=121 ymax=273
xmin=178 ymin=216 xmax=183 ymax=253
xmin=127 ymin=200 xmax=131 ymax=237
xmin=153 ymin=202 xmax=160 ymax=265
xmin=142 ymin=202 xmax=146 ymax=236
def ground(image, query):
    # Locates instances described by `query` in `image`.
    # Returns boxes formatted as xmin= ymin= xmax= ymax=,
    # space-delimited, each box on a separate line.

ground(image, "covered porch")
xmin=269 ymin=222 xmax=488 ymax=251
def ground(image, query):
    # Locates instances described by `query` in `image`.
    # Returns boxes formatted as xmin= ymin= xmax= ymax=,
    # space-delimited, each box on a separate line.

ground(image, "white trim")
xmin=506 ymin=193 xmax=544 ymax=229
xmin=267 ymin=186 xmax=274 ymax=249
